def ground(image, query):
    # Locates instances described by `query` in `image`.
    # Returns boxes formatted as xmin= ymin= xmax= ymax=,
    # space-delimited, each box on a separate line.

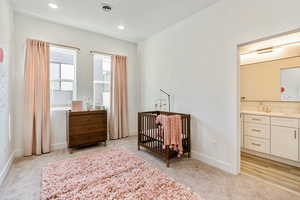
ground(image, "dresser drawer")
xmin=271 ymin=117 xmax=299 ymax=128
xmin=70 ymin=126 xmax=107 ymax=136
xmin=70 ymin=114 xmax=107 ymax=127
xmin=244 ymin=114 xmax=270 ymax=125
xmin=244 ymin=123 xmax=270 ymax=139
xmin=245 ymin=136 xmax=270 ymax=154
xmin=69 ymin=132 xmax=107 ymax=147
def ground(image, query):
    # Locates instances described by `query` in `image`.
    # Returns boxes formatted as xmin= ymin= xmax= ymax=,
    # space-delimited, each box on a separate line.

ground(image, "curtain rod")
xmin=28 ymin=39 xmax=80 ymax=51
xmin=50 ymin=42 xmax=80 ymax=51
xmin=90 ymin=50 xmax=124 ymax=57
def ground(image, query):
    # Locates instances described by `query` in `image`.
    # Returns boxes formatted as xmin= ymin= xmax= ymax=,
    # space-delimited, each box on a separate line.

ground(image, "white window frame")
xmin=50 ymin=46 xmax=77 ymax=106
xmin=50 ymin=62 xmax=75 ymax=91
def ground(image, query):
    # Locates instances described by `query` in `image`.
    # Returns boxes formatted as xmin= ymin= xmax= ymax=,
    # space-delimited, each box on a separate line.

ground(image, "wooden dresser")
xmin=67 ymin=110 xmax=107 ymax=150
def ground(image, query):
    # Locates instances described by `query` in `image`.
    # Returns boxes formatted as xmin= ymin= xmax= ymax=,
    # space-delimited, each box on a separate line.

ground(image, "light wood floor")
xmin=241 ymin=152 xmax=300 ymax=194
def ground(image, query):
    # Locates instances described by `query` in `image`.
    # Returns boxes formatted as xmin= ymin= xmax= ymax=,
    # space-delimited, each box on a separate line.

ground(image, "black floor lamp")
xmin=160 ymin=89 xmax=171 ymax=112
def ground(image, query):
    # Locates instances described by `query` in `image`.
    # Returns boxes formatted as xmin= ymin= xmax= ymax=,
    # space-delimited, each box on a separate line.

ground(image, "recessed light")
xmin=118 ymin=25 xmax=125 ymax=30
xmin=48 ymin=3 xmax=58 ymax=9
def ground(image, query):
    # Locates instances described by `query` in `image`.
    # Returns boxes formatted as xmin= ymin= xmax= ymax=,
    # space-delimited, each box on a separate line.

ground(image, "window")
xmin=93 ymin=54 xmax=111 ymax=108
xmin=50 ymin=46 xmax=77 ymax=107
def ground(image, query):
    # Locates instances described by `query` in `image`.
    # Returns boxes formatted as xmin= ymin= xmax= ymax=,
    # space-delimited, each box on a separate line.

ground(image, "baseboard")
xmin=14 ymin=148 xmax=23 ymax=158
xmin=129 ymin=130 xmax=138 ymax=136
xmin=14 ymin=142 xmax=67 ymax=158
xmin=191 ymin=150 xmax=235 ymax=174
xmin=51 ymin=142 xmax=67 ymax=151
xmin=0 ymin=151 xmax=15 ymax=186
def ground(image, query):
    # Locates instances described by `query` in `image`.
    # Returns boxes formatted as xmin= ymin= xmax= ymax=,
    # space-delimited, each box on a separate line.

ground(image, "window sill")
xmin=51 ymin=106 xmax=71 ymax=111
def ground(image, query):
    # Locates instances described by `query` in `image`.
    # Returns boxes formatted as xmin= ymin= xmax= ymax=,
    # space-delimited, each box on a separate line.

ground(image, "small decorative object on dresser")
xmin=67 ymin=110 xmax=107 ymax=152
xmin=71 ymin=100 xmax=83 ymax=112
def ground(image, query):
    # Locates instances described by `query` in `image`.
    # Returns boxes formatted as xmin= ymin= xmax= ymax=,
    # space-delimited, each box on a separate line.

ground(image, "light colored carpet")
xmin=0 ymin=136 xmax=300 ymax=200
xmin=41 ymin=148 xmax=201 ymax=200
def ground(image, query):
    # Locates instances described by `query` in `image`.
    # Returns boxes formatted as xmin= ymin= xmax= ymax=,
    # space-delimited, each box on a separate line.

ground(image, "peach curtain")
xmin=23 ymin=39 xmax=50 ymax=156
xmin=109 ymin=55 xmax=129 ymax=139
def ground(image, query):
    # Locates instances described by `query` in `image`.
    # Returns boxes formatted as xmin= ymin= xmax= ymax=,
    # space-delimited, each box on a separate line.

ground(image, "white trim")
xmin=14 ymin=142 xmax=67 ymax=158
xmin=0 ymin=151 xmax=15 ymax=186
xmin=191 ymin=150 xmax=236 ymax=174
xmin=14 ymin=149 xmax=23 ymax=158
xmin=129 ymin=130 xmax=138 ymax=136
xmin=51 ymin=142 xmax=67 ymax=151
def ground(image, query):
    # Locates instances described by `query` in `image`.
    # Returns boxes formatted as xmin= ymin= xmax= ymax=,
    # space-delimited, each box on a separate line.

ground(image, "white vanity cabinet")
xmin=241 ymin=112 xmax=300 ymax=163
xmin=270 ymin=118 xmax=299 ymax=161
xmin=243 ymin=114 xmax=270 ymax=154
xmin=240 ymin=114 xmax=244 ymax=148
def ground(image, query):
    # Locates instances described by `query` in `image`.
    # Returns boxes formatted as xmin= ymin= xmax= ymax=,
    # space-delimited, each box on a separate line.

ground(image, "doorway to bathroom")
xmin=239 ymin=31 xmax=300 ymax=194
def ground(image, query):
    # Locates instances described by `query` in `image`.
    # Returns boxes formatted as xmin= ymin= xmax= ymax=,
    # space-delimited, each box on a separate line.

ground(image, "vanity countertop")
xmin=241 ymin=110 xmax=300 ymax=119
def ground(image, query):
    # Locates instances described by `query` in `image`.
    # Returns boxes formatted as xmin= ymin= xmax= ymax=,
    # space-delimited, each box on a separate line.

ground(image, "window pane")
xmin=61 ymin=81 xmax=73 ymax=91
xmin=94 ymin=83 xmax=110 ymax=107
xmin=93 ymin=54 xmax=111 ymax=107
xmin=51 ymin=91 xmax=73 ymax=106
xmin=94 ymin=56 xmax=103 ymax=81
xmin=103 ymin=56 xmax=111 ymax=71
xmin=50 ymin=46 xmax=77 ymax=107
xmin=50 ymin=46 xmax=75 ymax=65
xmin=61 ymin=64 xmax=75 ymax=80
xmin=93 ymin=55 xmax=111 ymax=81
xmin=51 ymin=80 xmax=60 ymax=90
xmin=50 ymin=63 xmax=60 ymax=80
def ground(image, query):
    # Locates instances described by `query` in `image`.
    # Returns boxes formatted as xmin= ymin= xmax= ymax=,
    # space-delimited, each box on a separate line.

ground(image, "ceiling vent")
xmin=101 ymin=3 xmax=112 ymax=12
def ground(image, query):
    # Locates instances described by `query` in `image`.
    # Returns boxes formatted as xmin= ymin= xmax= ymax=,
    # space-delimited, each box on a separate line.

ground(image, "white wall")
xmin=138 ymin=0 xmax=300 ymax=174
xmin=0 ymin=0 xmax=15 ymax=185
xmin=14 ymin=13 xmax=139 ymax=156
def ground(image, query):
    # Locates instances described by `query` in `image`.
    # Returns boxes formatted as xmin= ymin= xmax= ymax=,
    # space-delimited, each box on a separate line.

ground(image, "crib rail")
xmin=138 ymin=111 xmax=191 ymax=167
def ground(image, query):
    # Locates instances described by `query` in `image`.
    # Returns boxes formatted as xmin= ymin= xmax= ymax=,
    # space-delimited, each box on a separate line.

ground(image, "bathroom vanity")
xmin=241 ymin=111 xmax=300 ymax=166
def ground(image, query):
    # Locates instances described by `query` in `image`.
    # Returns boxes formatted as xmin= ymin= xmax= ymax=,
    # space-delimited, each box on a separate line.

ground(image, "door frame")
xmin=236 ymin=28 xmax=300 ymax=174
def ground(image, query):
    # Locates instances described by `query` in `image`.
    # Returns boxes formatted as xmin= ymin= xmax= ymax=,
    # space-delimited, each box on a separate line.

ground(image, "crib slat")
xmin=153 ymin=115 xmax=156 ymax=152
xmin=144 ymin=116 xmax=146 ymax=142
xmin=151 ymin=116 xmax=155 ymax=149
xmin=149 ymin=115 xmax=152 ymax=149
xmin=153 ymin=115 xmax=155 ymax=151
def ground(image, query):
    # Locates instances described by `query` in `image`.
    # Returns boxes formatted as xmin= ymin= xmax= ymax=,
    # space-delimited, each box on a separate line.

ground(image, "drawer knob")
xmin=251 ymin=143 xmax=261 ymax=147
xmin=251 ymin=129 xmax=261 ymax=132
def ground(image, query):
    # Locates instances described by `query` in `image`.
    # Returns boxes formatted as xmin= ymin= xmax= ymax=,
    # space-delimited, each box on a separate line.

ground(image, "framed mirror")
xmin=240 ymin=31 xmax=300 ymax=102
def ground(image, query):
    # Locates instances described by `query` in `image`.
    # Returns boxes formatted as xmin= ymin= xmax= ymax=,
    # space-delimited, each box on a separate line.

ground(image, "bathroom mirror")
xmin=240 ymin=57 xmax=300 ymax=102
xmin=281 ymin=67 xmax=300 ymax=101
xmin=240 ymin=31 xmax=300 ymax=102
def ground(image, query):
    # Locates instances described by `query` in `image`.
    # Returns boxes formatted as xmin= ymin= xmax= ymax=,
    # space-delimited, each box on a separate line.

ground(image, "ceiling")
xmin=12 ymin=0 xmax=220 ymax=43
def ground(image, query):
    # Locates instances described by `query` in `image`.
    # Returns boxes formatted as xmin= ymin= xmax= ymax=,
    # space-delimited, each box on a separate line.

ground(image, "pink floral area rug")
xmin=41 ymin=148 xmax=202 ymax=200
